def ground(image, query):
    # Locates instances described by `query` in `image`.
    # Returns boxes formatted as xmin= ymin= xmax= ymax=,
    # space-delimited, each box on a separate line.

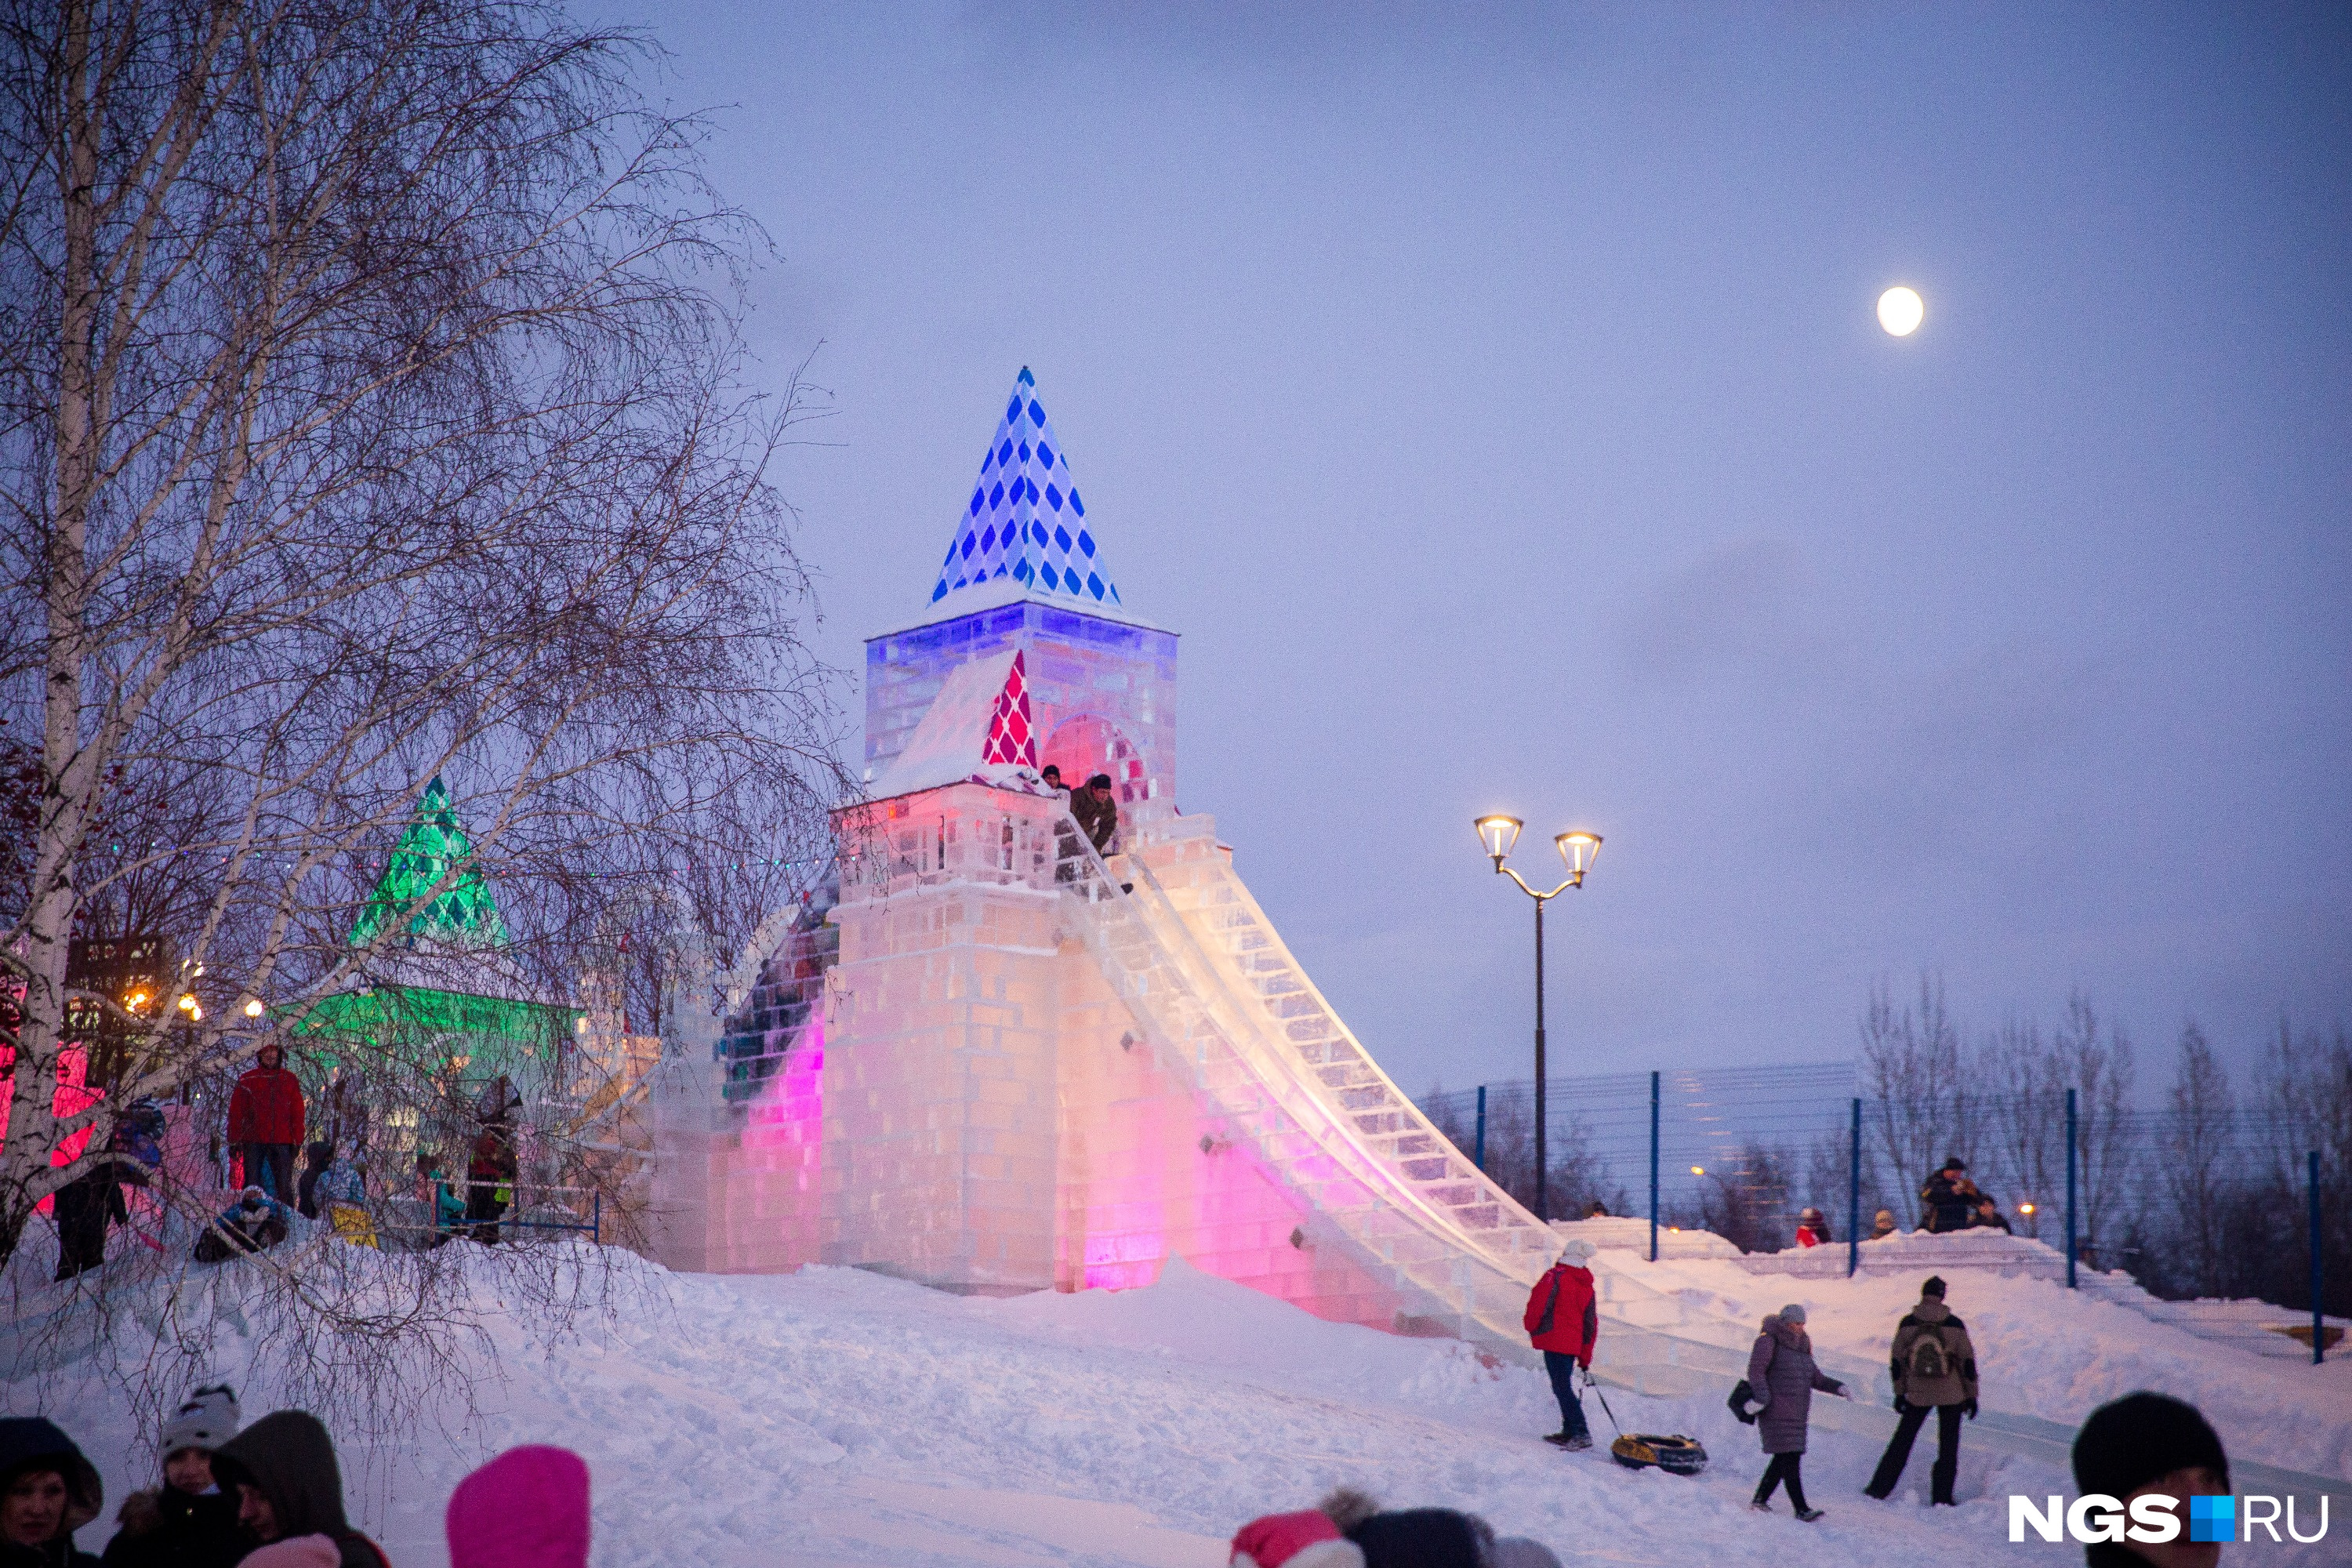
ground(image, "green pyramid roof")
xmin=347 ymin=777 xmax=509 ymax=949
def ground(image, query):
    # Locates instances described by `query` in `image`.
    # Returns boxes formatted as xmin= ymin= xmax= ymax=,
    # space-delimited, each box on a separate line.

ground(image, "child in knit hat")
xmin=101 ymin=1385 xmax=246 ymax=1568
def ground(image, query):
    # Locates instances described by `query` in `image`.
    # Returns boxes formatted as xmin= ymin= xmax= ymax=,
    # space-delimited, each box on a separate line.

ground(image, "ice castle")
xmin=643 ymin=369 xmax=1575 ymax=1359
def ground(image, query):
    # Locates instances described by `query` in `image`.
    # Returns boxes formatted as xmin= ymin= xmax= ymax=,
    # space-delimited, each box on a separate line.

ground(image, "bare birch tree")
xmin=0 ymin=0 xmax=845 ymax=1424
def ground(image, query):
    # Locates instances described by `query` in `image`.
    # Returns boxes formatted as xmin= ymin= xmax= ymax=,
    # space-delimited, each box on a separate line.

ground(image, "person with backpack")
xmin=1864 ymin=1275 xmax=1979 ymax=1505
xmin=209 ymin=1413 xmax=387 ymax=1568
xmin=1744 ymin=1304 xmax=1850 ymax=1522
xmin=1521 ymin=1237 xmax=1599 ymax=1450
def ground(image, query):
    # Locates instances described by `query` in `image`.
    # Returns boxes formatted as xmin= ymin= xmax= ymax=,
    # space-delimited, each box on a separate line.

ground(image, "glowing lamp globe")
xmin=1555 ymin=831 xmax=1602 ymax=884
xmin=1475 ymin=815 xmax=1523 ymax=865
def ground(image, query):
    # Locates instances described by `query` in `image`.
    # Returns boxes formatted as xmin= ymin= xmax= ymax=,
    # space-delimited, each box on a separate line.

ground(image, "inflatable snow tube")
xmin=1609 ymin=1434 xmax=1708 ymax=1475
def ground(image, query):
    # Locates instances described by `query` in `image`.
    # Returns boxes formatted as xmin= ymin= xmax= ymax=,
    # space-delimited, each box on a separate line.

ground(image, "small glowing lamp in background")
xmin=177 ymin=994 xmax=201 ymax=1019
xmin=2019 ymin=1202 xmax=2037 ymax=1216
xmin=1691 ymin=1165 xmax=1706 ymax=1177
xmin=243 ymin=998 xmax=264 ymax=1018
xmin=1475 ymin=815 xmax=1523 ymax=866
xmin=125 ymin=990 xmax=148 ymax=1011
xmin=1878 ymin=285 xmax=1925 ymax=336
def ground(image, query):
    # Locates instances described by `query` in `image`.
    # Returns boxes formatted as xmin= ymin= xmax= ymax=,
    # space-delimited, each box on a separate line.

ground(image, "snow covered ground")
xmin=24 ymin=1245 xmax=2351 ymax=1566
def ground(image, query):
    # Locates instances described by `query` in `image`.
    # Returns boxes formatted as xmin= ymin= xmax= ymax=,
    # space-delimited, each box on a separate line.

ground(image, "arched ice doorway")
xmin=1042 ymin=715 xmax=1147 ymax=807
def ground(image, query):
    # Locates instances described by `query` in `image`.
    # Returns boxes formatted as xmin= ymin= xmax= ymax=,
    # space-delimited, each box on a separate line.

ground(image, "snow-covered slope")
xmin=24 ymin=1247 xmax=2350 ymax=1566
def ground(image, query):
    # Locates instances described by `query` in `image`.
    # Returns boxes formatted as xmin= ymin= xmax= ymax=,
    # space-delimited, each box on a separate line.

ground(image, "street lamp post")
xmin=1475 ymin=816 xmax=1601 ymax=1224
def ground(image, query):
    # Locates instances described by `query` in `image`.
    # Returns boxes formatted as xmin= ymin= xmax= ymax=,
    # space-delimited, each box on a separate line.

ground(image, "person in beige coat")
xmin=1864 ymin=1275 xmax=1979 ymax=1505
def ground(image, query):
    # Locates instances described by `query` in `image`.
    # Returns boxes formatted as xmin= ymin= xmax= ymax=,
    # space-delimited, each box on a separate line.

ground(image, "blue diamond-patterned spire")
xmin=929 ymin=368 xmax=1123 ymax=611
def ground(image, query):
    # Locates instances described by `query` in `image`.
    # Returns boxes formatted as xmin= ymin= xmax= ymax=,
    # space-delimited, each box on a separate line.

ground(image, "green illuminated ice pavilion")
xmin=292 ymin=777 xmax=576 ymax=1076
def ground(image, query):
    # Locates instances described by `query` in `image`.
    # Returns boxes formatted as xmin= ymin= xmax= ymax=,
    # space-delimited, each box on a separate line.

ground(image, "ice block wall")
xmin=865 ymin=602 xmax=1178 ymax=818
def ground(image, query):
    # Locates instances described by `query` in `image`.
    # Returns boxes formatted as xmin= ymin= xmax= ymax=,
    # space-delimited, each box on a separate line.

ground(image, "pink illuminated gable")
xmin=980 ymin=651 xmax=1038 ymax=768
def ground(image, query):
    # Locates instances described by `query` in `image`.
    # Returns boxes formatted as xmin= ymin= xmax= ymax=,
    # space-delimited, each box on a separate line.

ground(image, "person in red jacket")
xmin=227 ymin=1045 xmax=305 ymax=1205
xmin=1523 ymin=1236 xmax=1600 ymax=1450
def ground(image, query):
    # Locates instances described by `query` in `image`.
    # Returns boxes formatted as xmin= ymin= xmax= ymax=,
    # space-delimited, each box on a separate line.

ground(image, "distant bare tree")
xmin=2053 ymin=992 xmax=2136 ymax=1267
xmin=2152 ymin=1022 xmax=2232 ymax=1293
xmin=1859 ymin=973 xmax=1973 ymax=1225
xmin=1693 ymin=1139 xmax=1793 ymax=1254
xmin=0 ymin=0 xmax=844 ymax=1432
xmin=1982 ymin=1016 xmax=2067 ymax=1234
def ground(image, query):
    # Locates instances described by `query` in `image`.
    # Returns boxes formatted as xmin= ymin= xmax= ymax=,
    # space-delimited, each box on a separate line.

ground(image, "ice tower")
xmin=648 ymin=369 xmax=1570 ymax=1355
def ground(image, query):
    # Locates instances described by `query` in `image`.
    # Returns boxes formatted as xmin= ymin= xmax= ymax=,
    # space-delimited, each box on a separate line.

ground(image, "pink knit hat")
xmin=1231 ymin=1509 xmax=1364 ymax=1568
xmin=446 ymin=1446 xmax=591 ymax=1568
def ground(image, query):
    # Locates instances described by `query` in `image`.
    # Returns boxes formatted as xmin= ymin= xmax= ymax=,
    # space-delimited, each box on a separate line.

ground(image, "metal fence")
xmin=1418 ymin=1066 xmax=2343 ymax=1363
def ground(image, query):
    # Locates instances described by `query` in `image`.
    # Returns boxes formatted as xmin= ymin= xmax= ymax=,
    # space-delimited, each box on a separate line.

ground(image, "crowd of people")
xmin=3 ymin=1390 xmax=589 ymax=1568
xmin=1785 ymin=1155 xmax=2023 ymax=1253
xmin=52 ymin=1048 xmax=539 ymax=1278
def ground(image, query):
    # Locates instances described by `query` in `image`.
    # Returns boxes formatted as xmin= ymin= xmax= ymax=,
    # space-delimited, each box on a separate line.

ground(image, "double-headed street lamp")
xmin=1475 ymin=816 xmax=1602 ymax=1225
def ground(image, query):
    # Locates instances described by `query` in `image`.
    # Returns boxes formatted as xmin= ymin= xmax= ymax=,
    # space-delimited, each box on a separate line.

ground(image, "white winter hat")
xmin=1558 ymin=1238 xmax=1598 ymax=1263
xmin=161 ymin=1383 xmax=240 ymax=1456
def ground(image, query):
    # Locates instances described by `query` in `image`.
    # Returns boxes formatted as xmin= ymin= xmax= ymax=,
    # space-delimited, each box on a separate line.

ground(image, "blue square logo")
xmin=2187 ymin=1494 xmax=2234 ymax=1544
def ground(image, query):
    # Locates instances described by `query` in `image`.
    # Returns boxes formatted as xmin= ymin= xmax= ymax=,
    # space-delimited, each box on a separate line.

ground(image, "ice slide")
xmin=1065 ymin=813 xmax=1878 ymax=1392
xmin=1061 ymin=815 xmax=2347 ymax=1503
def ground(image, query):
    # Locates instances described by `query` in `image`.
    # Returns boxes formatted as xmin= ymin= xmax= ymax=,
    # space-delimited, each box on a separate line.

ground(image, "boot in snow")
xmin=1795 ymin=1508 xmax=1825 ymax=1523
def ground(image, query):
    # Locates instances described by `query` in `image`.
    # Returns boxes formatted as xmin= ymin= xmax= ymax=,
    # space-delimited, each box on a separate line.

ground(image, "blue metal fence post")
xmin=2312 ymin=1149 xmax=2325 ymax=1366
xmin=1475 ymin=1085 xmax=1487 ymax=1173
xmin=1649 ymin=1069 xmax=1661 ymax=1263
xmin=2065 ymin=1087 xmax=2079 ymax=1290
xmin=593 ymin=1189 xmax=602 ymax=1247
xmin=1848 ymin=1097 xmax=1861 ymax=1279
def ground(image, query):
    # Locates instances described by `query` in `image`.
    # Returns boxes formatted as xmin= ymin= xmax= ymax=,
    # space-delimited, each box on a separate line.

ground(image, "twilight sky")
xmin=575 ymin=1 xmax=2350 ymax=1097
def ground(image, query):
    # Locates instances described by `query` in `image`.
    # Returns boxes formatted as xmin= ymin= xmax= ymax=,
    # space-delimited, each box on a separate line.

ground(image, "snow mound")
xmin=17 ymin=1245 xmax=2347 ymax=1566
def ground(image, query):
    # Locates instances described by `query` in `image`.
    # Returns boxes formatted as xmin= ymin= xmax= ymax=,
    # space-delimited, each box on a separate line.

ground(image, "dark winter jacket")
xmin=1889 ymin=1298 xmax=1979 ymax=1408
xmin=1069 ymin=788 xmax=1117 ymax=856
xmin=467 ymin=1123 xmax=517 ymax=1189
xmin=0 ymin=1417 xmax=103 ymax=1568
xmin=1522 ymin=1264 xmax=1599 ymax=1363
xmin=1918 ymin=1171 xmax=1975 ymax=1233
xmin=227 ymin=1062 xmax=305 ymax=1146
xmin=209 ymin=1414 xmax=385 ymax=1568
xmin=99 ymin=1485 xmax=247 ymax=1568
xmin=1744 ymin=1314 xmax=1846 ymax=1455
xmin=1345 ymin=1509 xmax=1488 ymax=1568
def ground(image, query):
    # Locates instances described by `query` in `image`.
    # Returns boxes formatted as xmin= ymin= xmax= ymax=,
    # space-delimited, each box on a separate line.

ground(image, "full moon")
xmin=1878 ymin=285 xmax=1925 ymax=336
